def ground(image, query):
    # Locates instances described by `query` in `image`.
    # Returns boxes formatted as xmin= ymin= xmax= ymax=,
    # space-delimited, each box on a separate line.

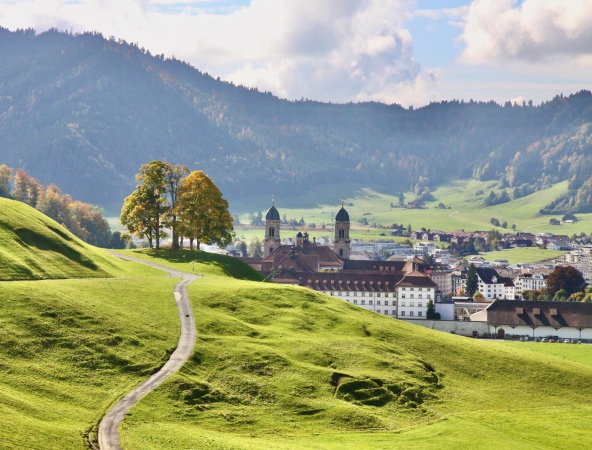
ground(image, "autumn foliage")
xmin=120 ymin=161 xmax=234 ymax=250
xmin=0 ymin=166 xmax=113 ymax=247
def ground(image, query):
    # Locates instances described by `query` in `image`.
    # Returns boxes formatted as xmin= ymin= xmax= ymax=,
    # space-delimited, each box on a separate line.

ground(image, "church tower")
xmin=264 ymin=202 xmax=281 ymax=255
xmin=334 ymin=204 xmax=350 ymax=259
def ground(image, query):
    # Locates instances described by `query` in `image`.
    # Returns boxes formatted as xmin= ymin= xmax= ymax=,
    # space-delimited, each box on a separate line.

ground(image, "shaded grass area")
xmin=122 ymin=278 xmax=592 ymax=449
xmin=118 ymin=248 xmax=265 ymax=281
xmin=0 ymin=277 xmax=180 ymax=449
xmin=0 ymin=199 xmax=163 ymax=280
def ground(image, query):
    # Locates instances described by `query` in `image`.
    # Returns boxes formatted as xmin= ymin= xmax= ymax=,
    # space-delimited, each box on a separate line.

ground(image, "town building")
xmin=243 ymin=203 xmax=437 ymax=319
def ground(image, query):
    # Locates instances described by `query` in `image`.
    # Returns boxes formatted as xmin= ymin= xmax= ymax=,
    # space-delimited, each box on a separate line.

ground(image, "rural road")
xmin=97 ymin=253 xmax=198 ymax=450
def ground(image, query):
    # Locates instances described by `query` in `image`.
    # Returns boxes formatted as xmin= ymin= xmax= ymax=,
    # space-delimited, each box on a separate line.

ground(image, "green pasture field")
xmin=235 ymin=179 xmax=592 ymax=237
xmin=0 ymin=276 xmax=180 ymax=449
xmin=119 ymin=274 xmax=592 ymax=449
xmin=478 ymin=248 xmax=565 ymax=265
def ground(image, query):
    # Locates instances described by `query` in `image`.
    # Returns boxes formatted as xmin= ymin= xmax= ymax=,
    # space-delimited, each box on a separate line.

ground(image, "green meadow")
xmin=4 ymin=201 xmax=592 ymax=449
xmin=235 ymin=179 xmax=592 ymax=241
xmin=116 ymin=264 xmax=592 ymax=449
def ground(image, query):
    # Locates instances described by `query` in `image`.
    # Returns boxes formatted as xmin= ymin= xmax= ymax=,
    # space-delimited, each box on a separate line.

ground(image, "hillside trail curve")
xmin=97 ymin=252 xmax=198 ymax=450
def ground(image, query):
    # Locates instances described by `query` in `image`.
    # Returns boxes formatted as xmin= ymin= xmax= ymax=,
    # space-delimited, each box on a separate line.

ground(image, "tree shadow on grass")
xmin=143 ymin=249 xmax=264 ymax=281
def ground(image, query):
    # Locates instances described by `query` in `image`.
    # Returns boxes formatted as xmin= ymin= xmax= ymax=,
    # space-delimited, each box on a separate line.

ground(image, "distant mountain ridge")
xmin=2 ymin=27 xmax=592 ymax=213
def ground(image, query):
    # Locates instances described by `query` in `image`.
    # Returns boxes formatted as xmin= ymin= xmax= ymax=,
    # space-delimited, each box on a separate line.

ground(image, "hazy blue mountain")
xmin=2 ymin=27 xmax=592 ymax=213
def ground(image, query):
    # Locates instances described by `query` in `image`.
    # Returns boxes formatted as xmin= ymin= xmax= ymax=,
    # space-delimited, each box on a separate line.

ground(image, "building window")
xmin=369 ymin=300 xmax=373 ymax=305
xmin=353 ymin=300 xmax=358 ymax=305
xmin=384 ymin=311 xmax=389 ymax=315
xmin=361 ymin=292 xmax=365 ymax=297
xmin=330 ymin=291 xmax=334 ymax=296
xmin=402 ymin=294 xmax=406 ymax=298
xmin=393 ymin=301 xmax=397 ymax=306
xmin=377 ymin=293 xmax=381 ymax=297
xmin=410 ymin=294 xmax=414 ymax=299
xmin=346 ymin=292 xmax=350 ymax=296
xmin=418 ymin=302 xmax=422 ymax=307
xmin=377 ymin=309 xmax=381 ymax=314
xmin=384 ymin=301 xmax=389 ymax=306
xmin=410 ymin=302 xmax=414 ymax=307
xmin=401 ymin=301 xmax=406 ymax=307
xmin=377 ymin=300 xmax=381 ymax=305
xmin=401 ymin=311 xmax=405 ymax=316
xmin=419 ymin=294 xmax=422 ymax=299
xmin=410 ymin=311 xmax=414 ymax=316
xmin=361 ymin=300 xmax=365 ymax=305
xmin=418 ymin=311 xmax=422 ymax=317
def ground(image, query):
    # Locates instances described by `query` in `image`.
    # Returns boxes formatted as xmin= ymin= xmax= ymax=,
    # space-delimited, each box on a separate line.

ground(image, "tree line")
xmin=120 ymin=161 xmax=234 ymax=250
xmin=0 ymin=164 xmax=122 ymax=248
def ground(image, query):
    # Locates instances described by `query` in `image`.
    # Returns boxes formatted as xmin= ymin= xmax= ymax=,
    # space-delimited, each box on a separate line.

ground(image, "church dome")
xmin=265 ymin=205 xmax=280 ymax=221
xmin=335 ymin=206 xmax=350 ymax=222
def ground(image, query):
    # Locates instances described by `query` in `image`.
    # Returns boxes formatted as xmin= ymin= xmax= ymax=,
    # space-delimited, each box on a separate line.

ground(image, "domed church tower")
xmin=264 ymin=202 xmax=281 ymax=255
xmin=334 ymin=204 xmax=351 ymax=259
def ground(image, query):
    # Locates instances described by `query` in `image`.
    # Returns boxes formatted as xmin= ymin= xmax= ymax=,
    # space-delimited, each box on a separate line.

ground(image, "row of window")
xmin=400 ymin=294 xmax=431 ymax=299
xmin=328 ymin=291 xmax=393 ymax=297
xmin=348 ymin=299 xmax=395 ymax=306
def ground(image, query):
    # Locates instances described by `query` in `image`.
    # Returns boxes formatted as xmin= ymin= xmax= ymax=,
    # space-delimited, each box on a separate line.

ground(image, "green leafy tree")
xmin=465 ymin=264 xmax=479 ymax=297
xmin=426 ymin=299 xmax=440 ymax=320
xmin=120 ymin=161 xmax=170 ymax=249
xmin=175 ymin=170 xmax=234 ymax=250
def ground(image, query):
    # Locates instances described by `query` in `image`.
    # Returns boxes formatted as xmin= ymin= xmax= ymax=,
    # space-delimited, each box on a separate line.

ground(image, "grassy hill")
xmin=0 ymin=198 xmax=161 ymax=280
xmin=3 ymin=203 xmax=592 ymax=448
xmin=117 ymin=253 xmax=592 ymax=449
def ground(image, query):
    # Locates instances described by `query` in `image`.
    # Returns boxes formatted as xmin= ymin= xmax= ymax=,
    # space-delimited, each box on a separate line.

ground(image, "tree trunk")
xmin=196 ymin=240 xmax=200 ymax=251
xmin=189 ymin=238 xmax=194 ymax=250
xmin=171 ymin=214 xmax=179 ymax=249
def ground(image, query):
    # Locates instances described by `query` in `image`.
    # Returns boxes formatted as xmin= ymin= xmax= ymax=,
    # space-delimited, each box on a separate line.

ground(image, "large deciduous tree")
xmin=121 ymin=161 xmax=171 ymax=249
xmin=175 ymin=170 xmax=234 ymax=250
xmin=547 ymin=265 xmax=586 ymax=299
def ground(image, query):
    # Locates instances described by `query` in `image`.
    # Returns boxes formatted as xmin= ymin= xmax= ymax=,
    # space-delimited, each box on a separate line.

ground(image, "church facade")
xmin=241 ymin=203 xmax=437 ymax=320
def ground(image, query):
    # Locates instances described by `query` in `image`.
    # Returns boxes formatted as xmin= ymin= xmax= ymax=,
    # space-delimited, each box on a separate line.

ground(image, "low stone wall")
xmin=403 ymin=319 xmax=489 ymax=337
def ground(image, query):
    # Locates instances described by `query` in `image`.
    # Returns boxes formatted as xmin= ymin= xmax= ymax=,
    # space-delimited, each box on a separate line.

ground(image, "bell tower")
xmin=334 ymin=203 xmax=350 ymax=259
xmin=264 ymin=201 xmax=281 ymax=255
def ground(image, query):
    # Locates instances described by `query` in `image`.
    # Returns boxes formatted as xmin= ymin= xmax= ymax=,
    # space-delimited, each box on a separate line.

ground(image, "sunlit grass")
xmin=122 ymin=276 xmax=592 ymax=449
xmin=0 ymin=277 xmax=180 ymax=449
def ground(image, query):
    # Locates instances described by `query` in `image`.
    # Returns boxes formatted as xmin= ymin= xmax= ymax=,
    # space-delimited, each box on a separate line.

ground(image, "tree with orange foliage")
xmin=175 ymin=171 xmax=234 ymax=250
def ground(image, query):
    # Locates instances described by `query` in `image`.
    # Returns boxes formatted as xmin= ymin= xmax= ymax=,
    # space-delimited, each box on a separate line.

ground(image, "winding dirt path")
xmin=98 ymin=253 xmax=198 ymax=450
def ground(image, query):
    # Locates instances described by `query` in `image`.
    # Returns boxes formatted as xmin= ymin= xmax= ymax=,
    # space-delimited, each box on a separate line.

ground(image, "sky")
xmin=1 ymin=0 xmax=591 ymax=107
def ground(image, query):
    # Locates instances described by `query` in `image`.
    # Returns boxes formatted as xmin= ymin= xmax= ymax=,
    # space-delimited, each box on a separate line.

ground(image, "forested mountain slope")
xmin=2 ymin=27 xmax=592 ymax=213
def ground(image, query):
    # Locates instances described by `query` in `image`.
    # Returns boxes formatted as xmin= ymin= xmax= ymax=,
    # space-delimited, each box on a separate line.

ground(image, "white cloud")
xmin=459 ymin=0 xmax=592 ymax=64
xmin=0 ymin=0 xmax=438 ymax=106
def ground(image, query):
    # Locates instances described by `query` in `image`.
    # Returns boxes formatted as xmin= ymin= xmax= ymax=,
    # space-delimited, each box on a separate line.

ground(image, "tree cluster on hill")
xmin=2 ymin=28 xmax=592 ymax=212
xmin=0 ymin=164 xmax=118 ymax=248
xmin=484 ymin=190 xmax=511 ymax=207
xmin=120 ymin=161 xmax=234 ymax=250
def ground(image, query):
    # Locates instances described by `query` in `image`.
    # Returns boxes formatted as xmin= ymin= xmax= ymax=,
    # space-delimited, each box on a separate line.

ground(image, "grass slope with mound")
xmin=112 ymin=259 xmax=592 ymax=449
xmin=0 ymin=277 xmax=180 ymax=449
xmin=0 ymin=198 xmax=161 ymax=280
